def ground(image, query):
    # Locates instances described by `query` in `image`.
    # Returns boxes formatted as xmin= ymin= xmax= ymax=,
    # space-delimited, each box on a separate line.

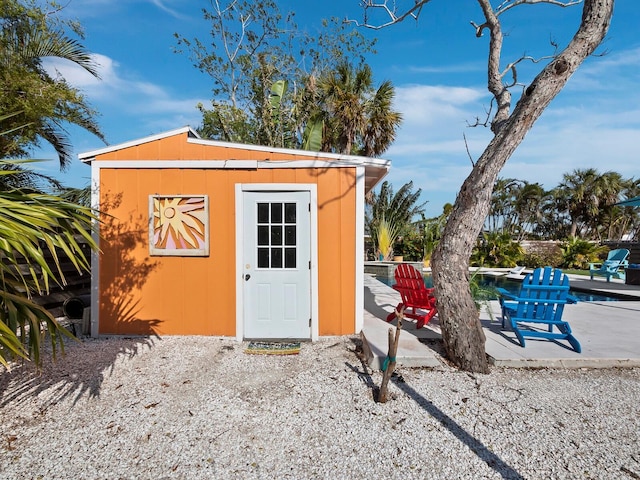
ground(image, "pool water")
xmin=380 ymin=273 xmax=623 ymax=302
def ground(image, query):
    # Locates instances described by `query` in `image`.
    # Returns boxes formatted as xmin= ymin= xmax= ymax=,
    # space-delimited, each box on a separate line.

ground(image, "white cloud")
xmin=43 ymin=54 xmax=119 ymax=90
xmin=42 ymin=53 xmax=206 ymax=141
xmin=148 ymin=0 xmax=190 ymax=20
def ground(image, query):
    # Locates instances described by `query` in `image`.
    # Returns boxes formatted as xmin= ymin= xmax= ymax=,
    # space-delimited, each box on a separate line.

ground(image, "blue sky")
xmin=38 ymin=0 xmax=640 ymax=217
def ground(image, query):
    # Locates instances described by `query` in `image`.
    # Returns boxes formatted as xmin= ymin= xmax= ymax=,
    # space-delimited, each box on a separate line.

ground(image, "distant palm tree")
xmin=361 ymin=79 xmax=402 ymax=157
xmin=513 ymin=182 xmax=547 ymax=240
xmin=487 ymin=177 xmax=520 ymax=233
xmin=317 ymin=62 xmax=401 ymax=156
xmin=614 ymin=179 xmax=640 ymax=241
xmin=366 ymin=180 xmax=426 ymax=260
xmin=558 ymin=169 xmax=625 ymax=239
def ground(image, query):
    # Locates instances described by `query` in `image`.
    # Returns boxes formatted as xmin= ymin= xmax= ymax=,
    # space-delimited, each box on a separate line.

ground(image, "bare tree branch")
xmin=347 ymin=0 xmax=434 ymax=29
xmin=463 ymin=132 xmax=476 ymax=166
xmin=350 ymin=0 xmax=583 ymax=29
xmin=467 ymin=99 xmax=494 ymax=128
xmin=501 ymin=53 xmax=557 ymax=87
xmin=494 ymin=0 xmax=583 ymax=16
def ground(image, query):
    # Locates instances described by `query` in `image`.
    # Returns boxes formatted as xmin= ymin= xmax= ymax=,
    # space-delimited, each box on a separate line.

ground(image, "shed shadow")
xmin=99 ymin=191 xmax=163 ymax=335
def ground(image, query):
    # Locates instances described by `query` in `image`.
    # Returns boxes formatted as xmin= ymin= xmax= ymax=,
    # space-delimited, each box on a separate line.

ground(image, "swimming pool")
xmin=378 ymin=273 xmax=624 ymax=302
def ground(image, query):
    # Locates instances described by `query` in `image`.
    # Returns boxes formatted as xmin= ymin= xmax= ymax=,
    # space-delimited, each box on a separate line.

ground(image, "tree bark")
xmin=432 ymin=0 xmax=614 ymax=373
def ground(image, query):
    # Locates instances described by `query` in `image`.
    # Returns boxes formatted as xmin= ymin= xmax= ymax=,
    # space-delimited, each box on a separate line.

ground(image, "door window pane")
xmin=285 ymin=248 xmax=296 ymax=268
xmin=257 ymin=203 xmax=269 ymax=223
xmin=285 ymin=225 xmax=296 ymax=246
xmin=271 ymin=248 xmax=283 ymax=268
xmin=257 ymin=248 xmax=269 ymax=268
xmin=271 ymin=225 xmax=282 ymax=246
xmin=257 ymin=226 xmax=269 ymax=246
xmin=285 ymin=203 xmax=296 ymax=223
xmin=271 ymin=203 xmax=282 ymax=223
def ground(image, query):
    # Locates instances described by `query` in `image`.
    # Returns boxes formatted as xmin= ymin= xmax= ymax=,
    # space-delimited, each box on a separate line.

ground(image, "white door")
xmin=243 ymin=191 xmax=311 ymax=339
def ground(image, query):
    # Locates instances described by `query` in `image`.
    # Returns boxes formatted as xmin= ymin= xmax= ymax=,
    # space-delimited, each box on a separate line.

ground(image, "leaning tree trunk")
xmin=431 ymin=0 xmax=614 ymax=373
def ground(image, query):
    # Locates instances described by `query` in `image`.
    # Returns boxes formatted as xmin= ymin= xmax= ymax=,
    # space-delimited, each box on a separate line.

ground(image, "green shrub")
xmin=522 ymin=251 xmax=563 ymax=268
xmin=471 ymin=232 xmax=524 ymax=268
xmin=560 ymin=237 xmax=606 ymax=270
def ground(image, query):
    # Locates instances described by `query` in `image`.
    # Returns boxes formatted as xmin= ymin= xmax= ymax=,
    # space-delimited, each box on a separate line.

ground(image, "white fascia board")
xmin=186 ymin=135 xmax=391 ymax=166
xmin=256 ymin=158 xmax=390 ymax=170
xmin=88 ymin=158 xmax=389 ymax=172
xmin=87 ymin=152 xmax=389 ymax=193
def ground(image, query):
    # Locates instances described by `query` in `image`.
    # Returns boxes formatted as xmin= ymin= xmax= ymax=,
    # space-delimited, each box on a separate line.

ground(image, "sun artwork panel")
xmin=149 ymin=195 xmax=209 ymax=256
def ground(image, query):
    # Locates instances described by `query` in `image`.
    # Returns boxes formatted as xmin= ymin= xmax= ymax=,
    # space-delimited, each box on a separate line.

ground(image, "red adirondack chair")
xmin=386 ymin=264 xmax=438 ymax=329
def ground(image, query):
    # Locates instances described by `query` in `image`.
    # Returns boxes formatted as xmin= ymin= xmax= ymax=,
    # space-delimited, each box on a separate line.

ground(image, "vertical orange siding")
xmin=99 ymin=132 xmax=347 ymax=163
xmin=98 ymin=160 xmax=357 ymax=337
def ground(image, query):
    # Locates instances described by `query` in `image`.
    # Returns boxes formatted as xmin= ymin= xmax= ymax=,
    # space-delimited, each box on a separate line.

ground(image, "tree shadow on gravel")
xmin=0 ymin=336 xmax=158 ymax=408
xmin=347 ymin=337 xmax=523 ymax=479
xmin=390 ymin=375 xmax=524 ymax=480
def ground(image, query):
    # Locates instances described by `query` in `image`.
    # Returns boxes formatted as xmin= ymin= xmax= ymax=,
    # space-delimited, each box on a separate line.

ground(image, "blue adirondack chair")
xmin=589 ymin=248 xmax=630 ymax=282
xmin=497 ymin=266 xmax=581 ymax=353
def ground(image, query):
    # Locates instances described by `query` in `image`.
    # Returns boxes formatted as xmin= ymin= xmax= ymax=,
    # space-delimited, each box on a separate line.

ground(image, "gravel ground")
xmin=0 ymin=335 xmax=639 ymax=480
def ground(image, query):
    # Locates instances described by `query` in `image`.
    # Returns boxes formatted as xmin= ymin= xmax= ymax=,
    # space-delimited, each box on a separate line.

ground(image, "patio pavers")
xmin=362 ymin=273 xmax=640 ymax=369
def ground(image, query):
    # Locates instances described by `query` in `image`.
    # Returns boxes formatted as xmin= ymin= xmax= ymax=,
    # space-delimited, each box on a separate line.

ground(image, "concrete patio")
xmin=362 ymin=272 xmax=640 ymax=370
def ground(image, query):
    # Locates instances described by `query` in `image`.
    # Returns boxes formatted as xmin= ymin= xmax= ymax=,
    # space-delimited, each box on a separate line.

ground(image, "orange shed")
xmin=79 ymin=126 xmax=389 ymax=340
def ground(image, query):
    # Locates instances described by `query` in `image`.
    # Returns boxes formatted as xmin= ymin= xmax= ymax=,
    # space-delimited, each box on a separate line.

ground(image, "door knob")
xmin=245 ymin=274 xmax=251 ymax=281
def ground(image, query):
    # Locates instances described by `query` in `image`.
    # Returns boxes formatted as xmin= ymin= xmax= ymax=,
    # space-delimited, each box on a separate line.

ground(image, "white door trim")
xmin=235 ymin=183 xmax=318 ymax=341
xmin=354 ymin=166 xmax=365 ymax=334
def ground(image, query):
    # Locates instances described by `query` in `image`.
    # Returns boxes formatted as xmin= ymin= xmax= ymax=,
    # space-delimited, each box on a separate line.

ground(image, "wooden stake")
xmin=378 ymin=306 xmax=404 ymax=403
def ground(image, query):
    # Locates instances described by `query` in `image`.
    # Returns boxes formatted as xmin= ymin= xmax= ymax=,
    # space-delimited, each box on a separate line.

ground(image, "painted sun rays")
xmin=150 ymin=195 xmax=209 ymax=256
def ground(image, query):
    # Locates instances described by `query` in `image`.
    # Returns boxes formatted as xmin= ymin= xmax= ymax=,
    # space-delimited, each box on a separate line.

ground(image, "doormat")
xmin=245 ymin=342 xmax=301 ymax=355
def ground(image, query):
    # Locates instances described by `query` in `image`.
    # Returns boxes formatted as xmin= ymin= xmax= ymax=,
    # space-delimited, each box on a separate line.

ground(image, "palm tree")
xmin=1 ymin=1 xmax=105 ymax=169
xmin=513 ymin=182 xmax=547 ymax=240
xmin=361 ymin=79 xmax=402 ymax=157
xmin=538 ymin=187 xmax=572 ymax=239
xmin=486 ymin=177 xmax=521 ymax=233
xmin=421 ymin=204 xmax=451 ymax=265
xmin=557 ymin=168 xmax=599 ymax=238
xmin=558 ymin=169 xmax=626 ymax=239
xmin=587 ymin=171 xmax=626 ymax=240
xmin=317 ymin=62 xmax=402 ymax=156
xmin=0 ymin=111 xmax=97 ymax=367
xmin=366 ymin=180 xmax=427 ymax=260
xmin=0 ymin=161 xmax=97 ymax=368
xmin=616 ymin=179 xmax=640 ymax=240
xmin=0 ymin=159 xmax=63 ymax=191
